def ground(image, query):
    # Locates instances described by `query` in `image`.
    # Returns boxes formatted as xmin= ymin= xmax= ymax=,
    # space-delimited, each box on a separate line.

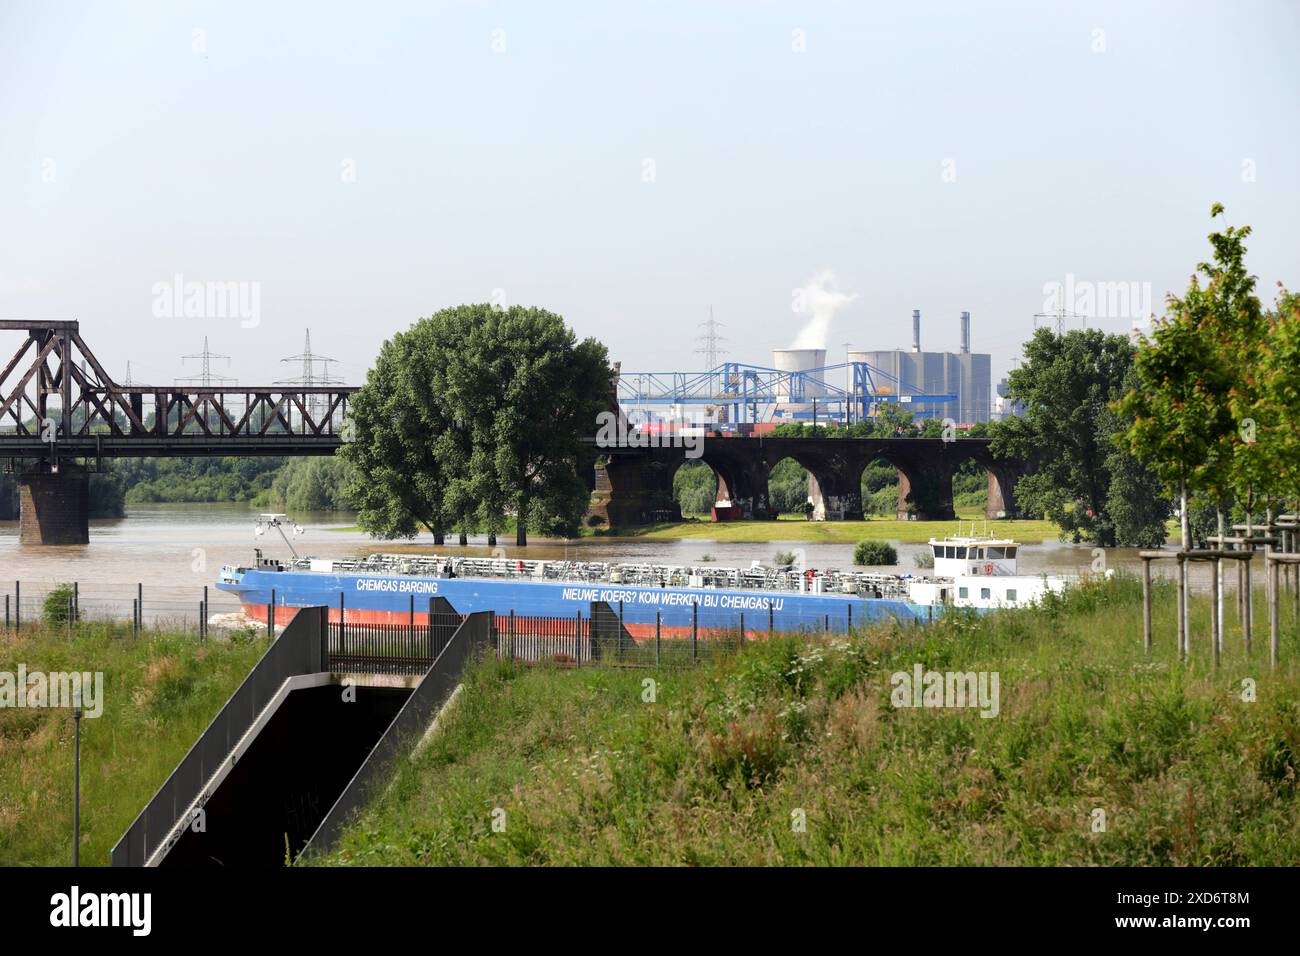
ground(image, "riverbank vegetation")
xmin=1119 ymin=204 xmax=1300 ymax=558
xmin=0 ymin=621 xmax=269 ymax=866
xmin=102 ymin=456 xmax=354 ymax=512
xmin=314 ymin=575 xmax=1300 ymax=865
xmin=595 ymin=515 xmax=1061 ymax=545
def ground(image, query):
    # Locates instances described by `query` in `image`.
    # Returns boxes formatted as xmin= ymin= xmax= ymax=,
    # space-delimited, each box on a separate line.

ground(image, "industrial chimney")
xmin=911 ymin=309 xmax=921 ymax=353
xmin=960 ymin=311 xmax=970 ymax=354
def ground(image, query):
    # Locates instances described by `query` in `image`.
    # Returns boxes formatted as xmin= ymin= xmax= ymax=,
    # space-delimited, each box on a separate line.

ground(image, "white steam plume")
xmin=791 ymin=269 xmax=856 ymax=350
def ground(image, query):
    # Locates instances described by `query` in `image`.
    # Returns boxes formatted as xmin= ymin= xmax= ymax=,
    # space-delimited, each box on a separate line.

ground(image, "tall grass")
xmin=0 ymin=621 xmax=269 ymax=866
xmin=317 ymin=575 xmax=1300 ymax=866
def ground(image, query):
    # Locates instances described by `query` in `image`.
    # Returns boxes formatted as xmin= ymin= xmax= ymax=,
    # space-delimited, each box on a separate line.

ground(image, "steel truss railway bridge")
xmin=1 ymin=320 xmax=355 ymax=543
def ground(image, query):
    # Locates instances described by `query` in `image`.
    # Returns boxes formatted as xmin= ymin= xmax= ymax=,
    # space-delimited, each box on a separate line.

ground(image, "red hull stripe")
xmin=240 ymin=603 xmax=764 ymax=642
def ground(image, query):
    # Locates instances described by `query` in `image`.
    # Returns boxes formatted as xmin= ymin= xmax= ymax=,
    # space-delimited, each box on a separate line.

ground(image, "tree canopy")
xmin=1119 ymin=204 xmax=1300 ymax=538
xmin=341 ymin=304 xmax=610 ymax=545
xmin=992 ymin=327 xmax=1169 ymax=547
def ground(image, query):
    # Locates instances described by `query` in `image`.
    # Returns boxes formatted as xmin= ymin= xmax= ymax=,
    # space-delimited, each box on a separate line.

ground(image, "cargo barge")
xmin=215 ymin=517 xmax=1069 ymax=638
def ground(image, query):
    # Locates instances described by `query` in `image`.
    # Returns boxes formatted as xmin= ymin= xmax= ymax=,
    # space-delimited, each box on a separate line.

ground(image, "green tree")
xmin=343 ymin=305 xmax=610 ymax=546
xmin=340 ymin=324 xmax=465 ymax=541
xmin=1260 ymin=287 xmax=1300 ymax=508
xmin=994 ymin=327 xmax=1166 ymax=546
xmin=1119 ymin=207 xmax=1256 ymax=550
xmin=768 ymin=458 xmax=808 ymax=515
xmin=273 ymin=457 xmax=355 ymax=512
xmin=427 ymin=305 xmax=610 ymax=546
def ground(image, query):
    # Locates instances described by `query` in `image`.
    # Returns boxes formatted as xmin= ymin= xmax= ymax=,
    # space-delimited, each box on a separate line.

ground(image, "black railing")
xmin=326 ymin=596 xmax=460 ymax=676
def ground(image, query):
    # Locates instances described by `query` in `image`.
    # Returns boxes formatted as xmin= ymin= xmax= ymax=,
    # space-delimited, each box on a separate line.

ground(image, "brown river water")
xmin=0 ymin=503 xmax=1219 ymax=627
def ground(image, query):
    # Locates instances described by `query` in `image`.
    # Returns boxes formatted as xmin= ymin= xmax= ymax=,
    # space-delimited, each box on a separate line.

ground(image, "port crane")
xmin=616 ymin=361 xmax=957 ymax=425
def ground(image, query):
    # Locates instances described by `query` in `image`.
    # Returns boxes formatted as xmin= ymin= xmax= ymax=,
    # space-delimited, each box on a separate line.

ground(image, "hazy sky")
xmin=2 ymin=0 xmax=1297 ymax=390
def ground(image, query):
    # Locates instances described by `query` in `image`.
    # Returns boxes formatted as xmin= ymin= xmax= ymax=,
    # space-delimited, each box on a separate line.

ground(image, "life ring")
xmin=984 ymin=563 xmax=993 ymax=575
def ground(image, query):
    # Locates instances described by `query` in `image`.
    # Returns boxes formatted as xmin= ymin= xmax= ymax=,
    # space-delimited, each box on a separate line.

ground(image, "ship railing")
xmin=285 ymin=554 xmax=916 ymax=599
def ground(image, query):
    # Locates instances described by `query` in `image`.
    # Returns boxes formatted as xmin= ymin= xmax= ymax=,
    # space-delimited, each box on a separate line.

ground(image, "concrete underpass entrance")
xmin=162 ymin=681 xmax=410 ymax=866
xmin=112 ymin=603 xmax=494 ymax=867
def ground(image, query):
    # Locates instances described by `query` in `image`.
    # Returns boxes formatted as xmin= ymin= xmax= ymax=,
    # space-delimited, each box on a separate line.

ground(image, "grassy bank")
xmin=595 ymin=514 xmax=1062 ymax=545
xmin=0 ymin=622 xmax=269 ymax=866
xmin=317 ymin=577 xmax=1300 ymax=865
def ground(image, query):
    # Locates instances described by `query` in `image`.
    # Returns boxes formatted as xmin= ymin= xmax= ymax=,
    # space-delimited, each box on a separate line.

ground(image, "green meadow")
xmin=0 ymin=621 xmax=269 ymax=866
xmin=315 ymin=575 xmax=1300 ymax=866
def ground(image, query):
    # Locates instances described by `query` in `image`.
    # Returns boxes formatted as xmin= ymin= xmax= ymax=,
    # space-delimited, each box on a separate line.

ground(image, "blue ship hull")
xmin=217 ymin=567 xmax=934 ymax=637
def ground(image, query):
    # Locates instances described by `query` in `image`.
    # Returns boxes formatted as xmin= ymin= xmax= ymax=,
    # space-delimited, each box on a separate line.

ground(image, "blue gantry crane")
xmin=616 ymin=361 xmax=958 ymax=425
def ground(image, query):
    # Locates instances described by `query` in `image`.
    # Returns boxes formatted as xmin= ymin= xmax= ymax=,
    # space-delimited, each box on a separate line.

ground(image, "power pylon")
xmin=176 ymin=337 xmax=235 ymax=387
xmin=695 ymin=306 xmax=727 ymax=371
xmin=276 ymin=329 xmax=342 ymax=428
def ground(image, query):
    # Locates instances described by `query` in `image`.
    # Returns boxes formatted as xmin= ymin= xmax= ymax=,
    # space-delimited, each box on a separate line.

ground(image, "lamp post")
xmin=72 ymin=708 xmax=82 ymax=866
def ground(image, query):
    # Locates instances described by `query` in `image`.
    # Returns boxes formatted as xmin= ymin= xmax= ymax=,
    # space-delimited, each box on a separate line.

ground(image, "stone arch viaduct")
xmin=584 ymin=437 xmax=1027 ymax=527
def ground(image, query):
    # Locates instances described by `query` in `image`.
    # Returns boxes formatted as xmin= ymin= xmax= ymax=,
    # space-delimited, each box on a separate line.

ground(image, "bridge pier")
xmin=589 ymin=454 xmax=682 ymax=527
xmin=586 ymin=437 xmax=1026 ymax=530
xmin=18 ymin=467 xmax=89 ymax=545
xmin=713 ymin=461 xmax=772 ymax=519
xmin=985 ymin=466 xmax=1021 ymax=519
xmin=805 ymin=471 xmax=864 ymax=521
xmin=896 ymin=463 xmax=956 ymax=521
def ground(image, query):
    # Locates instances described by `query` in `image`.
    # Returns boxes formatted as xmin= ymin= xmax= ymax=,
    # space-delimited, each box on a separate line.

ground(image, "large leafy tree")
xmin=1260 ymin=287 xmax=1300 ymax=506
xmin=346 ymin=304 xmax=610 ymax=546
xmin=1119 ymin=207 xmax=1260 ymax=546
xmin=340 ymin=323 xmax=465 ymax=541
xmin=992 ymin=327 xmax=1168 ymax=546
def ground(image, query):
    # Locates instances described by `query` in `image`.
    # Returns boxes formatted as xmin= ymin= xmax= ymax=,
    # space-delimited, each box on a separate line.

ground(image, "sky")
xmin=1 ymin=0 xmax=1297 ymax=391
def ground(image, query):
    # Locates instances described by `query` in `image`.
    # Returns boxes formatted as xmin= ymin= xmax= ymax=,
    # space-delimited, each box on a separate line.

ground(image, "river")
xmin=0 ymin=503 xmax=1215 ymax=625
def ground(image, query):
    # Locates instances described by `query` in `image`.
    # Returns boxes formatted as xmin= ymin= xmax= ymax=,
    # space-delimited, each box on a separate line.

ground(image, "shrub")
xmin=853 ymin=540 xmax=898 ymax=566
xmin=774 ymin=549 xmax=797 ymax=567
xmin=43 ymin=584 xmax=75 ymax=626
xmin=913 ymin=550 xmax=935 ymax=569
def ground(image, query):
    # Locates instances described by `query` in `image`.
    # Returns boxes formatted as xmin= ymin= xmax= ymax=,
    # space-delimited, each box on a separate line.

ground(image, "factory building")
xmin=852 ymin=310 xmax=992 ymax=425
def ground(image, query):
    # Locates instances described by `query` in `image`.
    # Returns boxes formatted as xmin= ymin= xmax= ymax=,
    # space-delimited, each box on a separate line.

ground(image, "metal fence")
xmin=487 ymin=601 xmax=833 ymax=669
xmin=2 ymin=579 xmax=247 ymax=640
xmin=4 ymin=579 xmax=918 ymax=668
